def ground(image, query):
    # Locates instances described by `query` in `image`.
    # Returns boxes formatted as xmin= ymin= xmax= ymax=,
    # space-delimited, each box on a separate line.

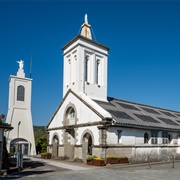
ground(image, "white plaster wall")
xmin=8 ymin=76 xmax=32 ymax=110
xmin=177 ymin=146 xmax=180 ymax=154
xmin=76 ymin=126 xmax=99 ymax=145
xmin=107 ymin=127 xmax=180 ymax=148
xmin=49 ymin=130 xmax=63 ymax=145
xmin=63 ymin=37 xmax=108 ymax=101
xmin=6 ymin=75 xmax=36 ymax=156
xmin=6 ymin=108 xmax=36 ymax=155
xmin=48 ymin=92 xmax=105 ymax=129
xmin=107 ymin=127 xmax=150 ymax=145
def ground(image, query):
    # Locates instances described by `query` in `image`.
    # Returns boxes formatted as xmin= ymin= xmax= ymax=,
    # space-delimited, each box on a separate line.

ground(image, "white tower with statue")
xmin=5 ymin=60 xmax=36 ymax=156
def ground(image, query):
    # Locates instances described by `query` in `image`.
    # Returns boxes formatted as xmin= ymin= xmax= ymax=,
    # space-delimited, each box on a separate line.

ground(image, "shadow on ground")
xmin=3 ymin=158 xmax=59 ymax=179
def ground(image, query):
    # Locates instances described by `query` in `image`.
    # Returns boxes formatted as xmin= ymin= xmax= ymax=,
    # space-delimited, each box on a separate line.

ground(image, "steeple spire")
xmin=80 ymin=14 xmax=92 ymax=40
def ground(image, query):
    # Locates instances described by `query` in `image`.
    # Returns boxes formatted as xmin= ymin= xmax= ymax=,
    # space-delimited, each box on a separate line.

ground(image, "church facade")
xmin=46 ymin=15 xmax=180 ymax=162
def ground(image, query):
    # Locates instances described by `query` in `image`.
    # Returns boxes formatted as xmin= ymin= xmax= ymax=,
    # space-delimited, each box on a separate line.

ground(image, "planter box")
xmin=106 ymin=158 xmax=119 ymax=164
xmin=41 ymin=154 xmax=45 ymax=159
xmin=118 ymin=157 xmax=129 ymax=164
xmin=87 ymin=160 xmax=94 ymax=165
xmin=44 ymin=155 xmax=51 ymax=159
xmin=94 ymin=160 xmax=105 ymax=166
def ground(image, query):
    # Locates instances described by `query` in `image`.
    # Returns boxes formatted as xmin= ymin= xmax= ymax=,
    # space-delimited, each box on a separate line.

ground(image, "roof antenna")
xmin=78 ymin=26 xmax=81 ymax=35
xmin=30 ymin=55 xmax=32 ymax=78
xmin=91 ymin=27 xmax=97 ymax=42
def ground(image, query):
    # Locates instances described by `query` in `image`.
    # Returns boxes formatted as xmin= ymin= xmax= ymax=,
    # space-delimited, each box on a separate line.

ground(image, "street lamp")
xmin=17 ymin=121 xmax=21 ymax=138
xmin=17 ymin=121 xmax=21 ymax=170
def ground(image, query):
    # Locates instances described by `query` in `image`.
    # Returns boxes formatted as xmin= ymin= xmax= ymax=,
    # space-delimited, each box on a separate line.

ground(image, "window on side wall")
xmin=168 ymin=134 xmax=172 ymax=144
xmin=117 ymin=130 xmax=122 ymax=144
xmin=151 ymin=131 xmax=158 ymax=144
xmin=144 ymin=133 xmax=149 ymax=144
xmin=162 ymin=131 xmax=168 ymax=144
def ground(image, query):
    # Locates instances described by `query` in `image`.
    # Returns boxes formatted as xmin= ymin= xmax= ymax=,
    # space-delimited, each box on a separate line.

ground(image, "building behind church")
xmin=46 ymin=15 xmax=180 ymax=162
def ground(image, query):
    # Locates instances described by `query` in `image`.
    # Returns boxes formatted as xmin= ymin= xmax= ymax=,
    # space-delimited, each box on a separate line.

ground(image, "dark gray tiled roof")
xmin=95 ymin=97 xmax=180 ymax=130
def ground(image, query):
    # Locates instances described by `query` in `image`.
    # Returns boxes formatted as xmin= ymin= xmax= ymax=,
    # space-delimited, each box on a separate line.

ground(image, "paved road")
xmin=4 ymin=158 xmax=180 ymax=180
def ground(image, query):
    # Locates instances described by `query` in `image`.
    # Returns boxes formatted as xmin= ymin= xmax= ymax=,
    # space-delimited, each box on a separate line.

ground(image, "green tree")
xmin=2 ymin=136 xmax=10 ymax=170
xmin=33 ymin=126 xmax=47 ymax=154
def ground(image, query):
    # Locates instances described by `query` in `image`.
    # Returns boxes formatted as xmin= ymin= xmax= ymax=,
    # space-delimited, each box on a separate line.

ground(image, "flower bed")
xmin=86 ymin=155 xmax=97 ymax=165
xmin=106 ymin=156 xmax=119 ymax=164
xmin=87 ymin=160 xmax=94 ymax=165
xmin=118 ymin=157 xmax=129 ymax=164
xmin=93 ymin=158 xmax=105 ymax=166
xmin=41 ymin=152 xmax=52 ymax=159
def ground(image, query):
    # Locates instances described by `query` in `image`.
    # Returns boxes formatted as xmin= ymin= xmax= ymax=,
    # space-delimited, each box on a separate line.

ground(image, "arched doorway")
xmin=52 ymin=135 xmax=59 ymax=158
xmin=10 ymin=138 xmax=29 ymax=156
xmin=63 ymin=106 xmax=76 ymax=160
xmin=82 ymin=133 xmax=93 ymax=162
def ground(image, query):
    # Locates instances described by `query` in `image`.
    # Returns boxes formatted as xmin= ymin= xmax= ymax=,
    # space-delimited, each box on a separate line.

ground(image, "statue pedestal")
xmin=17 ymin=69 xmax=25 ymax=78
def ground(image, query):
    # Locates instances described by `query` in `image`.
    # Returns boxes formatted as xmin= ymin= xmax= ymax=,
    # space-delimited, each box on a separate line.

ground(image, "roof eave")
xmin=112 ymin=123 xmax=180 ymax=132
xmin=62 ymin=34 xmax=110 ymax=51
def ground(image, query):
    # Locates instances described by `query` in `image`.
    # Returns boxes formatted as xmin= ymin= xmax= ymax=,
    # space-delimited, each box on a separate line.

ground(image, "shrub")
xmin=107 ymin=156 xmax=118 ymax=159
xmin=8 ymin=152 xmax=13 ymax=157
xmin=86 ymin=155 xmax=97 ymax=162
xmin=43 ymin=152 xmax=51 ymax=156
xmin=93 ymin=157 xmax=103 ymax=161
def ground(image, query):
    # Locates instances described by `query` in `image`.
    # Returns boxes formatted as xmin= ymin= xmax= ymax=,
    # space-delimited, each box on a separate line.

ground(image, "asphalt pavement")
xmin=3 ymin=157 xmax=180 ymax=180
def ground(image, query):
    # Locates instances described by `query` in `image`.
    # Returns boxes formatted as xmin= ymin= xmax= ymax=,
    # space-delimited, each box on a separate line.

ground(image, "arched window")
xmin=168 ymin=134 xmax=172 ymax=144
xmin=73 ymin=55 xmax=77 ymax=83
xmin=85 ymin=55 xmax=89 ymax=82
xmin=144 ymin=133 xmax=149 ymax=144
xmin=17 ymin=85 xmax=25 ymax=101
xmin=68 ymin=107 xmax=75 ymax=119
xmin=117 ymin=130 xmax=122 ymax=144
xmin=96 ymin=59 xmax=100 ymax=85
xmin=65 ymin=107 xmax=76 ymax=125
xmin=68 ymin=59 xmax=71 ymax=84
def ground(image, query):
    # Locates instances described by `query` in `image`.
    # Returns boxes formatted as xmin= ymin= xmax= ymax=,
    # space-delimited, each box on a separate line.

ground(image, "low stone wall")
xmin=132 ymin=145 xmax=180 ymax=162
xmin=105 ymin=145 xmax=180 ymax=163
xmin=106 ymin=146 xmax=132 ymax=160
xmin=48 ymin=144 xmax=180 ymax=163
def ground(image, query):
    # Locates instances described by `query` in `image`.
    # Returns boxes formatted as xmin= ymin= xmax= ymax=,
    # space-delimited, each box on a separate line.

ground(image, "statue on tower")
xmin=17 ymin=60 xmax=24 ymax=69
xmin=85 ymin=14 xmax=88 ymax=24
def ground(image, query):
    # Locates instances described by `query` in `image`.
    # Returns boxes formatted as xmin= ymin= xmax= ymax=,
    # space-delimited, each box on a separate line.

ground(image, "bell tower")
xmin=62 ymin=14 xmax=110 ymax=101
xmin=5 ymin=60 xmax=36 ymax=156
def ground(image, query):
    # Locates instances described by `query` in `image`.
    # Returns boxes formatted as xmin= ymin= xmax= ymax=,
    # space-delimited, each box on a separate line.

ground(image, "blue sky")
xmin=1 ymin=1 xmax=180 ymax=126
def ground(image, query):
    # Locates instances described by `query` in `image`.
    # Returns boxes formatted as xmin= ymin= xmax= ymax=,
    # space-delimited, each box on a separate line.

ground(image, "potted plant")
xmin=118 ymin=157 xmax=129 ymax=164
xmin=106 ymin=156 xmax=119 ymax=164
xmin=93 ymin=157 xmax=105 ymax=166
xmin=41 ymin=152 xmax=45 ymax=159
xmin=86 ymin=155 xmax=97 ymax=165
xmin=44 ymin=152 xmax=52 ymax=159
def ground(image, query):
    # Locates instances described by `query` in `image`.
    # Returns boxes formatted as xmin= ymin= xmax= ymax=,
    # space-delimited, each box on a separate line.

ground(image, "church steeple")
xmin=62 ymin=15 xmax=109 ymax=101
xmin=80 ymin=14 xmax=92 ymax=40
xmin=5 ymin=60 xmax=36 ymax=156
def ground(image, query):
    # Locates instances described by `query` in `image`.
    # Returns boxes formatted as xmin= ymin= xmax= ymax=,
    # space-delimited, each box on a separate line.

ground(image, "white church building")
xmin=46 ymin=15 xmax=180 ymax=162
